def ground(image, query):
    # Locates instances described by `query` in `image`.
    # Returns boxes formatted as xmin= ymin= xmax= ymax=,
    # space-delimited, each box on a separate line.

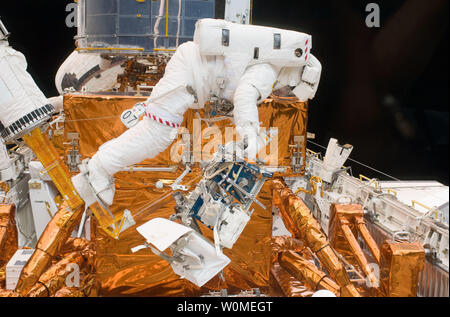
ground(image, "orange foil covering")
xmin=271 ymin=178 xmax=360 ymax=297
xmin=15 ymin=126 xmax=88 ymax=295
xmin=0 ymin=204 xmax=18 ymax=269
xmin=22 ymin=128 xmax=84 ymax=210
xmin=52 ymin=274 xmax=100 ymax=298
xmin=62 ymin=94 xmax=308 ymax=176
xmin=25 ymin=238 xmax=95 ymax=297
xmin=0 ymin=289 xmax=20 ymax=297
xmin=329 ymin=204 xmax=379 ymax=287
xmin=380 ymin=240 xmax=425 ymax=297
xmin=258 ymin=95 xmax=309 ymax=177
xmin=61 ymin=94 xmax=310 ymax=296
xmin=24 ymin=238 xmax=98 ymax=297
xmin=52 ymin=287 xmax=85 ymax=297
xmin=27 ymin=251 xmax=86 ymax=297
xmin=270 ymin=236 xmax=315 ymax=297
xmin=271 ymin=262 xmax=314 ymax=297
xmin=271 ymin=236 xmax=310 ymax=263
xmin=0 ymin=268 xmax=4 ymax=289
xmin=15 ymin=202 xmax=85 ymax=296
xmin=329 ymin=204 xmax=362 ymax=261
xmin=279 ymin=250 xmax=340 ymax=295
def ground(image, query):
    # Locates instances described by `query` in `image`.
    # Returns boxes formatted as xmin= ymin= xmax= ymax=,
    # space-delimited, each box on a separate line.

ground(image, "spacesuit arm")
xmin=233 ymin=63 xmax=278 ymax=136
xmin=293 ymin=54 xmax=322 ymax=101
xmin=232 ymin=63 xmax=278 ymax=160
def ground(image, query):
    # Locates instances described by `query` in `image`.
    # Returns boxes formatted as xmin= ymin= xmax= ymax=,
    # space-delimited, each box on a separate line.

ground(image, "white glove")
xmin=236 ymin=123 xmax=267 ymax=162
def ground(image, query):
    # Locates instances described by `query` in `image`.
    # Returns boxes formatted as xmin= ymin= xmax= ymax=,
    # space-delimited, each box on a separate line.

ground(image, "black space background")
xmin=1 ymin=0 xmax=448 ymax=185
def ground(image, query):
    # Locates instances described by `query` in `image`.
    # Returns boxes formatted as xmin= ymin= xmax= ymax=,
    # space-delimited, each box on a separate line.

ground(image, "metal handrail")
xmin=412 ymin=200 xmax=432 ymax=211
xmin=359 ymin=174 xmax=380 ymax=190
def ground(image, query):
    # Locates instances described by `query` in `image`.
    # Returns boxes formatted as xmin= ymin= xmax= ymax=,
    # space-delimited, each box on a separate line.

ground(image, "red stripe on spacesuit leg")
xmin=145 ymin=111 xmax=180 ymax=129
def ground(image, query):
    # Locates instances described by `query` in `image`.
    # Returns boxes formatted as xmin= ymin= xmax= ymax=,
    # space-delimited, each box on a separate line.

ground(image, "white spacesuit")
xmin=85 ymin=19 xmax=322 ymax=206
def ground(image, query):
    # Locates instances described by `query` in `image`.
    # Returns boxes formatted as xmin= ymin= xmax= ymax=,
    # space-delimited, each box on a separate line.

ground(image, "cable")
xmin=307 ymin=140 xmax=401 ymax=182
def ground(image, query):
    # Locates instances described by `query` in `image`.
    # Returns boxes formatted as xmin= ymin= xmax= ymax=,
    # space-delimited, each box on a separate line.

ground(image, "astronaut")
xmin=84 ymin=19 xmax=322 ymax=206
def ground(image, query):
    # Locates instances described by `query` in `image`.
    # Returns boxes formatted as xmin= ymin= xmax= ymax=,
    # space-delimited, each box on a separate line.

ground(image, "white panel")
xmin=137 ymin=218 xmax=193 ymax=252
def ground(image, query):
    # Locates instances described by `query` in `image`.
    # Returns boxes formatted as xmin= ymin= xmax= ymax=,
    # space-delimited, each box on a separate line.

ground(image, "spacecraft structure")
xmin=0 ymin=0 xmax=448 ymax=298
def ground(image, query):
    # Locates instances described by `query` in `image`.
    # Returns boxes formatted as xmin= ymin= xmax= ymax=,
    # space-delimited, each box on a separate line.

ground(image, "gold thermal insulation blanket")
xmin=62 ymin=94 xmax=310 ymax=296
xmin=270 ymin=236 xmax=338 ymax=296
xmin=329 ymin=204 xmax=380 ymax=287
xmin=17 ymin=127 xmax=110 ymax=296
xmin=0 ymin=204 xmax=18 ymax=269
xmin=26 ymin=251 xmax=86 ymax=297
xmin=52 ymin=273 xmax=100 ymax=297
xmin=271 ymin=262 xmax=314 ymax=297
xmin=271 ymin=178 xmax=360 ymax=297
xmin=25 ymin=238 xmax=96 ymax=297
xmin=258 ymin=95 xmax=309 ymax=177
xmin=271 ymin=236 xmax=310 ymax=263
xmin=62 ymin=94 xmax=308 ymax=176
xmin=279 ymin=251 xmax=340 ymax=295
xmin=0 ymin=289 xmax=20 ymax=297
xmin=329 ymin=204 xmax=363 ymax=260
xmin=14 ymin=202 xmax=85 ymax=295
xmin=380 ymin=240 xmax=425 ymax=297
xmin=23 ymin=128 xmax=84 ymax=210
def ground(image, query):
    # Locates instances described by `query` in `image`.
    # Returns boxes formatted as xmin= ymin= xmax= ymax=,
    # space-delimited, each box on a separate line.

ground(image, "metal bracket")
xmin=65 ymin=133 xmax=81 ymax=172
xmin=289 ymin=135 xmax=305 ymax=173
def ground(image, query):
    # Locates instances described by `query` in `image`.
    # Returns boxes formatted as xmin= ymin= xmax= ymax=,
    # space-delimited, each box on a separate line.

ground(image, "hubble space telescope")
xmin=0 ymin=0 xmax=447 ymax=298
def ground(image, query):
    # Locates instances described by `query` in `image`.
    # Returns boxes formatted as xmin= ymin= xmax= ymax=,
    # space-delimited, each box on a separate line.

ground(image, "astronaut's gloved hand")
xmin=292 ymin=54 xmax=322 ymax=102
xmin=87 ymin=155 xmax=115 ymax=206
xmin=236 ymin=123 xmax=267 ymax=162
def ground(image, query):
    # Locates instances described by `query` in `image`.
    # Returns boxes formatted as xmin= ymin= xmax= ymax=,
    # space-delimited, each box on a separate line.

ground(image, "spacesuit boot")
xmin=87 ymin=155 xmax=115 ymax=206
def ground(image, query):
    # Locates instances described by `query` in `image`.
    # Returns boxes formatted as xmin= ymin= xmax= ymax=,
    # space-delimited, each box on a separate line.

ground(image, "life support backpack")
xmin=193 ymin=18 xmax=312 ymax=69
